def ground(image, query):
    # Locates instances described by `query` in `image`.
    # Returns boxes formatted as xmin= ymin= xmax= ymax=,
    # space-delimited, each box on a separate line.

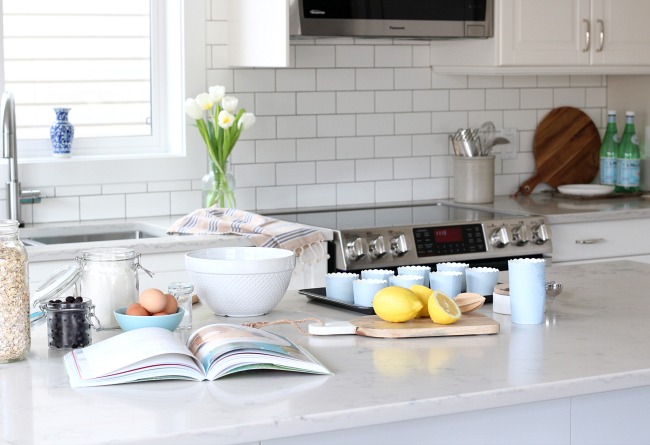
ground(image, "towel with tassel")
xmin=167 ymin=207 xmax=328 ymax=269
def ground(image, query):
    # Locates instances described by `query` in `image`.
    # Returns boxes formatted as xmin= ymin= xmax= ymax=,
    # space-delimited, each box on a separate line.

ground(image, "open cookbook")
xmin=63 ymin=323 xmax=332 ymax=388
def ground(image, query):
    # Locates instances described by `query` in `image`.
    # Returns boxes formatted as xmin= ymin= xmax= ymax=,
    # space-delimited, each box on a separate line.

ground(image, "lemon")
xmin=409 ymin=284 xmax=433 ymax=318
xmin=373 ymin=286 xmax=423 ymax=323
xmin=428 ymin=290 xmax=461 ymax=325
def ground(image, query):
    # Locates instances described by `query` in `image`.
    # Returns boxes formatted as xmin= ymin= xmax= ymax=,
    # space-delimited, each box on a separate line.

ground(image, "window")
xmin=1 ymin=0 xmax=171 ymax=157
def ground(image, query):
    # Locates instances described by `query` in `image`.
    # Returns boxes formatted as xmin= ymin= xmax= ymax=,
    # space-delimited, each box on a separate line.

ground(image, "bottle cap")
xmin=626 ymin=111 xmax=635 ymax=116
xmin=607 ymin=110 xmax=616 ymax=115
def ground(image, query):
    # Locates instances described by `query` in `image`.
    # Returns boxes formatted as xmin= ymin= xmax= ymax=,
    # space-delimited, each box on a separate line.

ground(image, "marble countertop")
xmin=473 ymin=193 xmax=650 ymax=224
xmin=4 ymin=260 xmax=650 ymax=444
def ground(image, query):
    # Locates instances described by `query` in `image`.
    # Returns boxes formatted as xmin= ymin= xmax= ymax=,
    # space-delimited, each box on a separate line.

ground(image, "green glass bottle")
xmin=599 ymin=110 xmax=619 ymax=186
xmin=615 ymin=111 xmax=641 ymax=193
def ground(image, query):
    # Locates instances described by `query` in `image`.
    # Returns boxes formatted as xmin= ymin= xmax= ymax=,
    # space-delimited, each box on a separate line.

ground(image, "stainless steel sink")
xmin=20 ymin=223 xmax=167 ymax=246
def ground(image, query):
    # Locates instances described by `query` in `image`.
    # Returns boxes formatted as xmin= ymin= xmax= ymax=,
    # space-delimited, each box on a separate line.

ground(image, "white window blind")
xmin=2 ymin=0 xmax=153 ymax=143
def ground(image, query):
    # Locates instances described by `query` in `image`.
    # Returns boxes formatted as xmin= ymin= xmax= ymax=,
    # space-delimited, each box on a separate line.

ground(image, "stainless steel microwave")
xmin=290 ymin=0 xmax=494 ymax=39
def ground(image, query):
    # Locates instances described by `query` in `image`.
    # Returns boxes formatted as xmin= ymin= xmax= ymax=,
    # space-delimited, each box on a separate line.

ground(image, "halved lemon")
xmin=409 ymin=284 xmax=433 ymax=318
xmin=428 ymin=290 xmax=461 ymax=325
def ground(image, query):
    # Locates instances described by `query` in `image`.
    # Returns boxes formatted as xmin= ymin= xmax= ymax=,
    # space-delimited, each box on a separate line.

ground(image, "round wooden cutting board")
xmin=515 ymin=107 xmax=601 ymax=196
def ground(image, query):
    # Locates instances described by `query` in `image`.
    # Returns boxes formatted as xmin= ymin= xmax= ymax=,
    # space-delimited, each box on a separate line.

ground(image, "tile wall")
xmin=16 ymin=1 xmax=608 ymax=224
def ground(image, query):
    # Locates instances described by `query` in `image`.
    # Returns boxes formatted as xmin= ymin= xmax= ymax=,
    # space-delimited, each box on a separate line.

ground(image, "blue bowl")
xmin=114 ymin=307 xmax=184 ymax=332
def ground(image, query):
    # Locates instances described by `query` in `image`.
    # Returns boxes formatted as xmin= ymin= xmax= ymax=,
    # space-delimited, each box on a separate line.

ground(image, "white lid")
xmin=626 ymin=111 xmax=635 ymax=116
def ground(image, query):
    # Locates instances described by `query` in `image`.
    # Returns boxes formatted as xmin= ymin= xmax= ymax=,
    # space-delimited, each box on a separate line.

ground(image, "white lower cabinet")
xmin=550 ymin=218 xmax=650 ymax=264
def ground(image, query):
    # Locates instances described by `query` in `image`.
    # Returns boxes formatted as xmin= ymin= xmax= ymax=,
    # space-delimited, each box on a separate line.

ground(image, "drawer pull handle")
xmin=575 ymin=238 xmax=605 ymax=245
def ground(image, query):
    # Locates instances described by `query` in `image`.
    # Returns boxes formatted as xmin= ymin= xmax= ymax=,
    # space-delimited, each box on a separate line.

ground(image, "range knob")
xmin=368 ymin=236 xmax=387 ymax=259
xmin=490 ymin=226 xmax=510 ymax=248
xmin=346 ymin=237 xmax=368 ymax=262
xmin=512 ymin=225 xmax=531 ymax=246
xmin=531 ymin=223 xmax=550 ymax=245
xmin=390 ymin=234 xmax=409 ymax=256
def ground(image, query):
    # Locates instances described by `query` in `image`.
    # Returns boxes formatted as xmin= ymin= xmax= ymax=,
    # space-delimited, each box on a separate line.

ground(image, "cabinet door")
xmin=500 ymin=0 xmax=591 ymax=66
xmin=591 ymin=0 xmax=650 ymax=65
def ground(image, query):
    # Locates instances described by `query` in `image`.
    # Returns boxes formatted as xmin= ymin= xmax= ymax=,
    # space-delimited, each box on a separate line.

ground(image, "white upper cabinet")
xmin=228 ymin=0 xmax=290 ymax=68
xmin=431 ymin=0 xmax=650 ymax=74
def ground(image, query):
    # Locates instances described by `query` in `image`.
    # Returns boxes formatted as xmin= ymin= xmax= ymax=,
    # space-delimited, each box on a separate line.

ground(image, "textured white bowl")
xmin=185 ymin=247 xmax=296 ymax=317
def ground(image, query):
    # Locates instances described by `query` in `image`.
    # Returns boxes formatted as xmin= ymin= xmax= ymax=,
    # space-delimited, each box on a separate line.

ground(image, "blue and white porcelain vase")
xmin=50 ymin=108 xmax=74 ymax=157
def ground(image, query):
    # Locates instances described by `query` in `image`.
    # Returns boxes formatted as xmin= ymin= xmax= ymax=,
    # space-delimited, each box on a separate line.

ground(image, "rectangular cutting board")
xmin=316 ymin=312 xmax=500 ymax=338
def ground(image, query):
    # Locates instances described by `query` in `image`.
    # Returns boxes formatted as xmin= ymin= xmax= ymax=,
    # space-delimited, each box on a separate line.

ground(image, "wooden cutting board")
xmin=515 ymin=107 xmax=601 ymax=196
xmin=309 ymin=312 xmax=499 ymax=338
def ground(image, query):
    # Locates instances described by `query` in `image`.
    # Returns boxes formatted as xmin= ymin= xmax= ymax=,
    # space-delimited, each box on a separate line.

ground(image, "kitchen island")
xmin=3 ymin=260 xmax=650 ymax=444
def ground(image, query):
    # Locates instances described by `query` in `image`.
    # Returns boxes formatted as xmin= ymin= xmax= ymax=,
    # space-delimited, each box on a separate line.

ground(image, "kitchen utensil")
xmin=308 ymin=312 xmax=499 ymax=338
xmin=454 ymin=293 xmax=486 ymax=313
xmin=478 ymin=121 xmax=495 ymax=155
xmin=515 ymin=107 xmax=600 ymax=196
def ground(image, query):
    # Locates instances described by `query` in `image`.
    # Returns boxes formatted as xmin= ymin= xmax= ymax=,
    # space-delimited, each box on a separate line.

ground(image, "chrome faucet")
xmin=2 ymin=91 xmax=43 ymax=227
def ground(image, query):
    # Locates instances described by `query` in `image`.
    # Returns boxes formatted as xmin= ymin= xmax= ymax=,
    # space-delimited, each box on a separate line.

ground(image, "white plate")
xmin=557 ymin=184 xmax=615 ymax=196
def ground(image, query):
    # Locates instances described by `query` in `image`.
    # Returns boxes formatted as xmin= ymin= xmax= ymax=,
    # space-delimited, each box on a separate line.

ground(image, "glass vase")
xmin=201 ymin=159 xmax=236 ymax=208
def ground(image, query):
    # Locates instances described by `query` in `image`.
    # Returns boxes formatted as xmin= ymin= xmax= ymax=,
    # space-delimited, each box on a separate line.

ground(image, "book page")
xmin=77 ymin=327 xmax=200 ymax=378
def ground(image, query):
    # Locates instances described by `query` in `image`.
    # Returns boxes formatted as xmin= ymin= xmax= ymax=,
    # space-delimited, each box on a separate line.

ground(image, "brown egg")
xmin=152 ymin=311 xmax=168 ymax=316
xmin=139 ymin=288 xmax=167 ymax=314
xmin=163 ymin=293 xmax=178 ymax=314
xmin=126 ymin=303 xmax=150 ymax=316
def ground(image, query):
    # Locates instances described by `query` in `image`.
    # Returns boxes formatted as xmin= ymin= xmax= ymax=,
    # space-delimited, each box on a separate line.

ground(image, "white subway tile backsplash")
xmin=356 ymin=158 xmax=393 ymax=181
xmin=297 ymin=184 xmax=336 ymax=207
xmin=430 ymin=156 xmax=453 ymax=177
xmin=450 ymin=89 xmax=485 ymax=111
xmin=276 ymin=69 xmax=316 ymax=92
xmin=431 ymin=111 xmax=467 ymax=134
xmin=296 ymin=45 xmax=336 ymax=68
xmin=486 ymin=89 xmax=520 ymax=110
xmin=395 ymin=156 xmax=430 ymax=179
xmin=376 ymin=179 xmax=412 ymax=203
xmin=148 ymin=181 xmax=191 ymax=193
xmin=276 ymin=162 xmax=316 ymax=185
xmin=256 ymin=186 xmax=297 ymax=209
xmin=171 ymin=190 xmax=201 ymax=215
xmin=570 ymin=75 xmax=604 ymax=87
xmin=468 ymin=76 xmax=503 ymax=89
xmin=297 ymin=138 xmax=336 ymax=161
xmin=553 ymin=88 xmax=586 ymax=108
xmin=235 ymin=164 xmax=276 ymax=187
xmin=336 ymin=182 xmax=374 ymax=205
xmin=395 ymin=68 xmax=431 ymax=90
xmin=337 ymin=136 xmax=374 ymax=159
xmin=55 ymin=185 xmax=101 ymax=197
xmin=375 ymin=135 xmax=411 ymax=158
xmin=356 ymin=68 xmax=394 ymax=91
xmin=412 ymin=46 xmax=431 ymax=67
xmin=520 ymin=88 xmax=554 ymax=109
xmin=538 ymin=76 xmax=570 ymax=87
xmin=337 ymin=91 xmax=375 ymax=114
xmin=413 ymin=178 xmax=449 ymax=201
xmin=317 ymin=160 xmax=355 ymax=183
xmin=210 ymin=0 xmax=228 ymax=20
xmin=317 ymin=68 xmax=356 ymax=91
xmin=239 ymin=115 xmax=276 ymax=140
xmin=413 ymin=134 xmax=447 ymax=156
xmin=504 ymin=109 xmax=538 ymax=131
xmin=127 ymin=192 xmax=170 ymax=218
xmin=431 ymin=74 xmax=468 ymax=89
xmin=586 ymin=87 xmax=607 ymax=108
xmin=234 ymin=69 xmax=276 ymax=92
xmin=206 ymin=21 xmax=228 ymax=45
xmin=33 ymin=197 xmax=79 ymax=223
xmin=234 ymin=187 xmax=256 ymax=211
xmin=504 ymin=76 xmax=537 ymax=88
xmin=317 ymin=114 xmax=356 ymax=137
xmin=375 ymin=90 xmax=412 ymax=113
xmin=357 ymin=113 xmax=394 ymax=136
xmin=395 ymin=112 xmax=431 ymax=135
xmin=256 ymin=139 xmax=296 ymax=163
xmin=102 ymin=183 xmax=147 ymax=195
xmin=207 ymin=69 xmax=234 ymax=91
xmin=256 ymin=92 xmax=296 ymax=115
xmin=375 ymin=46 xmax=412 ymax=67
xmin=297 ymin=92 xmax=336 ymax=115
xmin=278 ymin=115 xmax=317 ymax=139
xmin=413 ymin=90 xmax=449 ymax=112
xmin=336 ymin=46 xmax=374 ymax=67
xmin=80 ymin=195 xmax=125 ymax=221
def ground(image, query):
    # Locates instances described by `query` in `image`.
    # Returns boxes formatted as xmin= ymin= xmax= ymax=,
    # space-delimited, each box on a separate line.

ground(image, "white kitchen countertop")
xmin=3 ymin=260 xmax=650 ymax=444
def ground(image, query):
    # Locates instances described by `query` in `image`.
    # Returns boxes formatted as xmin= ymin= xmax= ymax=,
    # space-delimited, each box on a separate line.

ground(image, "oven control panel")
xmin=334 ymin=216 xmax=552 ymax=271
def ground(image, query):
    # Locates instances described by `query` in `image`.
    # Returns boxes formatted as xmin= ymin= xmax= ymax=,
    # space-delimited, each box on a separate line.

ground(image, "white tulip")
xmin=209 ymin=85 xmax=226 ymax=103
xmin=218 ymin=110 xmax=235 ymax=129
xmin=195 ymin=93 xmax=213 ymax=111
xmin=221 ymin=96 xmax=239 ymax=114
xmin=184 ymin=98 xmax=203 ymax=120
xmin=238 ymin=112 xmax=256 ymax=131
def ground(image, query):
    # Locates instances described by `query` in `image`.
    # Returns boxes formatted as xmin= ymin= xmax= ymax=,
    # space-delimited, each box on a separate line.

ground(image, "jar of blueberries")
xmin=31 ymin=261 xmax=100 ymax=349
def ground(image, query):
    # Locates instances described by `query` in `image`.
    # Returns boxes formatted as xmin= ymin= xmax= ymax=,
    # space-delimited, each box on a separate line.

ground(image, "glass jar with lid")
xmin=79 ymin=247 xmax=152 ymax=330
xmin=0 ymin=219 xmax=30 ymax=363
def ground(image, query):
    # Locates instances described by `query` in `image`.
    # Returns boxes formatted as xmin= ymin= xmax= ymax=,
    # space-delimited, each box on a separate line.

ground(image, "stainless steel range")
xmin=275 ymin=201 xmax=552 ymax=273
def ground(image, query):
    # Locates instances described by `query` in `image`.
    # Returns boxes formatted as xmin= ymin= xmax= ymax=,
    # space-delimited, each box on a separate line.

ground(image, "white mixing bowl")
xmin=185 ymin=247 xmax=296 ymax=317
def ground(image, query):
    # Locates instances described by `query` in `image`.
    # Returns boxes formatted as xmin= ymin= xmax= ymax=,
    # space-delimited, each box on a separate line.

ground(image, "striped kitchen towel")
xmin=167 ymin=207 xmax=327 ymax=262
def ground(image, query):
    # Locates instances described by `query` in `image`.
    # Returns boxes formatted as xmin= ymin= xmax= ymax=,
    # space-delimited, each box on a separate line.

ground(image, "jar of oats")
xmin=0 ymin=219 xmax=30 ymax=363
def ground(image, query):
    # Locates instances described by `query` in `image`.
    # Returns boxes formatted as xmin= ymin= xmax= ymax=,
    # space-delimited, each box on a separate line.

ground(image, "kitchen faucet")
xmin=2 ymin=91 xmax=43 ymax=227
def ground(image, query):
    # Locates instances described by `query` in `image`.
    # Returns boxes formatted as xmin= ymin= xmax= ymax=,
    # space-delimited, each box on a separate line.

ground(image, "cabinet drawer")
xmin=551 ymin=218 xmax=650 ymax=262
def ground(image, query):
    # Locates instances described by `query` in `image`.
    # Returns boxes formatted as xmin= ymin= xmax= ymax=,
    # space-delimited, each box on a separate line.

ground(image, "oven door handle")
xmin=575 ymin=238 xmax=605 ymax=245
